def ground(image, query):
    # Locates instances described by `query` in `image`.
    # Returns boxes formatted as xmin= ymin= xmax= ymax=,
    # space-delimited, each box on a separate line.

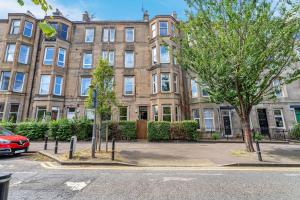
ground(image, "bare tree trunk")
xmin=241 ymin=116 xmax=255 ymax=152
xmin=98 ymin=116 xmax=102 ymax=152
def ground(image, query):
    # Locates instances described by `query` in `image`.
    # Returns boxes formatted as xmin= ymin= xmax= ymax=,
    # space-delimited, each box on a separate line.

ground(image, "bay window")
xmin=191 ymin=79 xmax=199 ymax=98
xmin=53 ymin=76 xmax=63 ymax=96
xmin=192 ymin=109 xmax=201 ymax=129
xmin=5 ymin=44 xmax=16 ymax=62
xmin=160 ymin=45 xmax=170 ymax=63
xmin=23 ymin=21 xmax=33 ymax=37
xmin=43 ymin=47 xmax=54 ymax=65
xmin=57 ymin=48 xmax=66 ymax=67
xmin=10 ymin=20 xmax=20 ymax=34
xmin=18 ymin=45 xmax=30 ymax=64
xmin=39 ymin=75 xmax=51 ymax=95
xmin=152 ymin=74 xmax=158 ymax=94
xmin=153 ymin=105 xmax=158 ymax=121
xmin=161 ymin=73 xmax=170 ymax=92
xmin=162 ymin=106 xmax=172 ymax=122
xmin=159 ymin=21 xmax=168 ymax=36
xmin=203 ymin=109 xmax=215 ymax=131
xmin=0 ymin=72 xmax=11 ymax=91
xmin=152 ymin=46 xmax=157 ymax=65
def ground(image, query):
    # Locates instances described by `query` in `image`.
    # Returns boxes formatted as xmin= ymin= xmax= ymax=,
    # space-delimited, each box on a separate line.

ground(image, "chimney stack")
xmin=53 ymin=8 xmax=63 ymax=16
xmin=143 ymin=10 xmax=149 ymax=22
xmin=82 ymin=11 xmax=91 ymax=22
xmin=171 ymin=11 xmax=177 ymax=19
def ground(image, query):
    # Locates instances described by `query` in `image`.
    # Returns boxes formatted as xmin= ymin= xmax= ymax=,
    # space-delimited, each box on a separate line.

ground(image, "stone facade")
xmin=0 ymin=11 xmax=300 ymax=138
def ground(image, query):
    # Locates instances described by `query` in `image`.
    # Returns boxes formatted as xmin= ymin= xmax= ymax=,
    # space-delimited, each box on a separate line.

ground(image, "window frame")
xmin=124 ymin=51 xmax=134 ymax=68
xmin=67 ymin=107 xmax=76 ymax=119
xmin=192 ymin=109 xmax=201 ymax=130
xmin=151 ymin=23 xmax=157 ymax=38
xmin=161 ymin=73 xmax=171 ymax=93
xmin=57 ymin=48 xmax=66 ymax=67
xmin=43 ymin=47 xmax=55 ymax=65
xmin=274 ymin=109 xmax=285 ymax=129
xmin=8 ymin=104 xmax=19 ymax=123
xmin=53 ymin=76 xmax=63 ymax=96
xmin=102 ymin=28 xmax=115 ymax=42
xmin=23 ymin=21 xmax=33 ymax=37
xmin=18 ymin=44 xmax=30 ymax=64
xmin=0 ymin=102 xmax=5 ymax=121
xmin=162 ymin=105 xmax=172 ymax=122
xmin=152 ymin=46 xmax=157 ymax=65
xmin=159 ymin=21 xmax=169 ymax=36
xmin=5 ymin=44 xmax=16 ymax=62
xmin=13 ymin=72 xmax=25 ymax=93
xmin=80 ymin=77 xmax=92 ymax=96
xmin=102 ymin=50 xmax=115 ymax=66
xmin=123 ymin=76 xmax=135 ymax=96
xmin=202 ymin=85 xmax=209 ymax=97
xmin=273 ymin=79 xmax=284 ymax=97
xmin=82 ymin=52 xmax=93 ymax=69
xmin=173 ymin=74 xmax=178 ymax=93
xmin=119 ymin=106 xmax=128 ymax=121
xmin=191 ymin=79 xmax=199 ymax=98
xmin=0 ymin=71 xmax=11 ymax=91
xmin=203 ymin=109 xmax=215 ymax=131
xmin=39 ymin=75 xmax=51 ymax=95
xmin=153 ymin=105 xmax=159 ymax=121
xmin=10 ymin=20 xmax=20 ymax=35
xmin=152 ymin=74 xmax=158 ymax=94
xmin=85 ymin=28 xmax=95 ymax=43
xmin=36 ymin=106 xmax=47 ymax=121
xmin=160 ymin=45 xmax=170 ymax=64
xmin=125 ymin=28 xmax=135 ymax=42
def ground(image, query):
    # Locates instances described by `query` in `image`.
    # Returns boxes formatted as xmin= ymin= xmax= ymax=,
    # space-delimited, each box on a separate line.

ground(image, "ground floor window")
xmin=36 ymin=106 xmax=47 ymax=121
xmin=0 ymin=103 xmax=4 ymax=121
xmin=153 ymin=105 xmax=158 ymax=121
xmin=119 ymin=106 xmax=128 ymax=121
xmin=192 ymin=109 xmax=200 ymax=129
xmin=8 ymin=104 xmax=19 ymax=123
xmin=162 ymin=106 xmax=172 ymax=122
xmin=203 ymin=109 xmax=214 ymax=131
xmin=67 ymin=107 xmax=76 ymax=119
xmin=274 ymin=109 xmax=285 ymax=128
xmin=51 ymin=107 xmax=60 ymax=120
xmin=85 ymin=109 xmax=95 ymax=120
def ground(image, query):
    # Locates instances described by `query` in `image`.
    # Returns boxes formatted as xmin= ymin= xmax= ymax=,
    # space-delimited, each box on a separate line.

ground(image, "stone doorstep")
xmin=38 ymin=151 xmax=137 ymax=166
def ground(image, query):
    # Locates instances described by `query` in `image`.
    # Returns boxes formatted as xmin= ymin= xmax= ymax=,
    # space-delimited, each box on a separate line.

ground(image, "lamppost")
xmin=91 ymin=86 xmax=98 ymax=158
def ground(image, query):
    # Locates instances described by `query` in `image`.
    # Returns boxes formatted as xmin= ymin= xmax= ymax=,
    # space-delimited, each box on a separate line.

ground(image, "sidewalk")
xmin=30 ymin=141 xmax=300 ymax=167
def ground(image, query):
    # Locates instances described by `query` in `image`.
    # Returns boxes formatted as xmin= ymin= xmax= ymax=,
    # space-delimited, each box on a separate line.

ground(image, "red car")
xmin=0 ymin=127 xmax=30 ymax=155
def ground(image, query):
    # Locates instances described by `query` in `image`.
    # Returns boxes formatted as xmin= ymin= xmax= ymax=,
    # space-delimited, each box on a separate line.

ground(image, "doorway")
xmin=221 ymin=110 xmax=232 ymax=136
xmin=257 ymin=109 xmax=270 ymax=135
xmin=295 ymin=108 xmax=300 ymax=123
xmin=137 ymin=106 xmax=148 ymax=139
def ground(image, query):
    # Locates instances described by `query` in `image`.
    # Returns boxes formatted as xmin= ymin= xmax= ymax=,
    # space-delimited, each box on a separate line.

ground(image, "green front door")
xmin=295 ymin=109 xmax=300 ymax=123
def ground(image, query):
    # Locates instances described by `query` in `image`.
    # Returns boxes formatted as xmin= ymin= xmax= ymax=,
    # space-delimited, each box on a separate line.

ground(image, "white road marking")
xmin=11 ymin=181 xmax=22 ymax=187
xmin=163 ymin=177 xmax=196 ymax=182
xmin=284 ymin=174 xmax=300 ymax=177
xmin=65 ymin=180 xmax=91 ymax=191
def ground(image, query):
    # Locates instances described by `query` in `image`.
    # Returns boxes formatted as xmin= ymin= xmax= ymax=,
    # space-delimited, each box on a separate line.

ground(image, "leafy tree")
xmin=17 ymin=0 xmax=56 ymax=37
xmin=177 ymin=0 xmax=300 ymax=151
xmin=86 ymin=59 xmax=117 ymax=156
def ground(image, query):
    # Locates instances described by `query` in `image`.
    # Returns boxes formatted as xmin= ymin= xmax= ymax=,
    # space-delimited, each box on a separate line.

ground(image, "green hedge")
xmin=16 ymin=121 xmax=48 ymax=140
xmin=119 ymin=121 xmax=136 ymax=140
xmin=148 ymin=121 xmax=198 ymax=141
xmin=148 ymin=121 xmax=170 ymax=141
xmin=101 ymin=121 xmax=136 ymax=140
xmin=290 ymin=123 xmax=300 ymax=140
xmin=0 ymin=121 xmax=17 ymax=132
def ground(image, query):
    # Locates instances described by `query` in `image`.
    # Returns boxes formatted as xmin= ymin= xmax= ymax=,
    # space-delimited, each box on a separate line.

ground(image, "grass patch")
xmin=231 ymin=149 xmax=252 ymax=157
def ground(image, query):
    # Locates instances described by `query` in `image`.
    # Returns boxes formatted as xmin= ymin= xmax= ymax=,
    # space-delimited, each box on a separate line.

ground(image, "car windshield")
xmin=0 ymin=127 xmax=14 ymax=136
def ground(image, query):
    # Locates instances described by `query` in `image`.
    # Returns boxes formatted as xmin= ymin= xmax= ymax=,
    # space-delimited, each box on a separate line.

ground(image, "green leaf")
xmin=38 ymin=21 xmax=56 ymax=38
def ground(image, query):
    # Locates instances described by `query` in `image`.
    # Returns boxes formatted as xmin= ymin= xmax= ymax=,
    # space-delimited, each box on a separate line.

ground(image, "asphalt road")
xmin=1 ymin=154 xmax=300 ymax=200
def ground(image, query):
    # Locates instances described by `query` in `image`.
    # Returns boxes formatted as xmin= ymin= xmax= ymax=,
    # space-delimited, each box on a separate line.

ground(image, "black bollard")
xmin=44 ymin=134 xmax=48 ymax=150
xmin=54 ymin=137 xmax=58 ymax=154
xmin=0 ymin=173 xmax=12 ymax=200
xmin=255 ymin=141 xmax=263 ymax=161
xmin=69 ymin=138 xmax=74 ymax=159
xmin=111 ymin=138 xmax=115 ymax=161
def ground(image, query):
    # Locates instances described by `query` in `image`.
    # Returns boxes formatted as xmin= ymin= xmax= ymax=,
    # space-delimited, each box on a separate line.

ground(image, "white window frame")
xmin=9 ymin=104 xmax=19 ymax=123
xmin=161 ymin=73 xmax=171 ymax=93
xmin=13 ymin=72 xmax=25 ymax=93
xmin=85 ymin=28 xmax=95 ymax=43
xmin=39 ymin=75 xmax=51 ymax=95
xmin=18 ymin=44 xmax=30 ymax=64
xmin=36 ymin=106 xmax=47 ymax=121
xmin=53 ymin=76 xmax=63 ymax=96
xmin=273 ymin=79 xmax=284 ymax=97
xmin=274 ymin=109 xmax=285 ymax=129
xmin=125 ymin=28 xmax=134 ymax=42
xmin=10 ymin=20 xmax=20 ymax=35
xmin=160 ymin=45 xmax=170 ymax=64
xmin=5 ymin=44 xmax=16 ymax=62
xmin=162 ymin=105 xmax=172 ymax=122
xmin=119 ymin=106 xmax=128 ymax=121
xmin=153 ymin=105 xmax=158 ymax=121
xmin=159 ymin=21 xmax=169 ymax=36
xmin=125 ymin=51 xmax=134 ymax=68
xmin=57 ymin=48 xmax=66 ymax=67
xmin=173 ymin=74 xmax=178 ymax=93
xmin=191 ymin=79 xmax=199 ymax=98
xmin=103 ymin=28 xmax=115 ymax=42
xmin=102 ymin=50 xmax=115 ymax=66
xmin=124 ymin=77 xmax=135 ymax=95
xmin=203 ymin=109 xmax=215 ymax=131
xmin=80 ymin=77 xmax=91 ymax=96
xmin=23 ymin=21 xmax=33 ymax=37
xmin=192 ymin=109 xmax=201 ymax=130
xmin=152 ymin=74 xmax=158 ymax=94
xmin=0 ymin=71 xmax=11 ymax=91
xmin=83 ymin=52 xmax=93 ymax=69
xmin=152 ymin=46 xmax=157 ymax=65
xmin=43 ymin=47 xmax=54 ymax=65
xmin=151 ymin=23 xmax=157 ymax=38
xmin=67 ymin=107 xmax=76 ymax=119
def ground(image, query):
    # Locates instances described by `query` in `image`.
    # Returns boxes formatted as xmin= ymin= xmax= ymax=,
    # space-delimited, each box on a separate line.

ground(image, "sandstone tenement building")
xmin=0 ymin=11 xmax=300 ymax=138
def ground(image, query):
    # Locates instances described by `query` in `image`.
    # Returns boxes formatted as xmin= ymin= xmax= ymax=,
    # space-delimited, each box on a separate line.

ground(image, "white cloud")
xmin=0 ymin=0 xmax=82 ymax=20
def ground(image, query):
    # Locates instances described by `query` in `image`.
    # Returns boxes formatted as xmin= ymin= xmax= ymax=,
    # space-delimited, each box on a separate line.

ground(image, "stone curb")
xmin=38 ymin=151 xmax=137 ymax=166
xmin=224 ymin=163 xmax=300 ymax=167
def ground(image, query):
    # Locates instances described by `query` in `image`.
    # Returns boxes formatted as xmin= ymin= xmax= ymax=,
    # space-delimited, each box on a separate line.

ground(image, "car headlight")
xmin=0 ymin=139 xmax=11 ymax=144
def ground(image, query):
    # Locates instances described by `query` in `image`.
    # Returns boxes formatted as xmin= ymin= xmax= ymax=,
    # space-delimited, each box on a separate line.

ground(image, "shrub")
xmin=170 ymin=122 xmax=186 ymax=140
xmin=290 ymin=123 xmax=300 ymax=140
xmin=16 ymin=121 xmax=48 ymax=140
xmin=0 ymin=121 xmax=16 ymax=132
xmin=49 ymin=119 xmax=73 ymax=141
xmin=119 ymin=121 xmax=136 ymax=140
xmin=182 ymin=120 xmax=199 ymax=141
xmin=253 ymin=132 xmax=263 ymax=142
xmin=148 ymin=121 xmax=170 ymax=141
xmin=212 ymin=132 xmax=220 ymax=140
xmin=73 ymin=118 xmax=93 ymax=140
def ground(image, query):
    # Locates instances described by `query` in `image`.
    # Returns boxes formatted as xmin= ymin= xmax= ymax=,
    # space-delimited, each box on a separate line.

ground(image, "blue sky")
xmin=0 ymin=0 xmax=189 ymax=21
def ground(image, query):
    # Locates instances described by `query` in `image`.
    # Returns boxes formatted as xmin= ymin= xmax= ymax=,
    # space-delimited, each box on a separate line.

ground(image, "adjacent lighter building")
xmin=0 ymin=10 xmax=299 ymax=139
